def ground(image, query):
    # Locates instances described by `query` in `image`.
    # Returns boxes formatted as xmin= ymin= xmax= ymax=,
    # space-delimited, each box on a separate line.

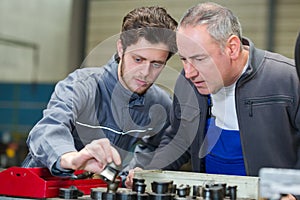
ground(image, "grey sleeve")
xmin=25 ymin=72 xmax=89 ymax=171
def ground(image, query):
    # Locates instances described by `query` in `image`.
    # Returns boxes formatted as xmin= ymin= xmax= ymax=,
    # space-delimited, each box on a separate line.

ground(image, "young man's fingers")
xmin=97 ymin=138 xmax=113 ymax=163
xmin=111 ymin=146 xmax=122 ymax=165
xmin=85 ymin=140 xmax=108 ymax=165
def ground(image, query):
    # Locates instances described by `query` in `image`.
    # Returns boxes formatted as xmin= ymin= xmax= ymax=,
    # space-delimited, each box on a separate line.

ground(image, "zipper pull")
xmin=207 ymin=95 xmax=213 ymax=118
xmin=246 ymin=100 xmax=253 ymax=117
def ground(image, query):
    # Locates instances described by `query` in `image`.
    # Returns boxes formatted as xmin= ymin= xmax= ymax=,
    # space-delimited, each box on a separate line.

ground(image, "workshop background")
xmin=0 ymin=0 xmax=299 ymax=168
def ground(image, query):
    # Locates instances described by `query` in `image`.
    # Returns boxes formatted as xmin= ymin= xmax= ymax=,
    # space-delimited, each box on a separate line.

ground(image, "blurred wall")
xmin=275 ymin=0 xmax=300 ymax=57
xmin=0 ymin=0 xmax=72 ymax=83
xmin=0 ymin=0 xmax=87 ymax=167
xmin=85 ymin=0 xmax=300 ymax=91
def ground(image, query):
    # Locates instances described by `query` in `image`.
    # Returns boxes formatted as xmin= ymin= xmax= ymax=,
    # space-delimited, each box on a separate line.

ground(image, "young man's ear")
xmin=117 ymin=39 xmax=124 ymax=58
xmin=226 ymin=35 xmax=241 ymax=60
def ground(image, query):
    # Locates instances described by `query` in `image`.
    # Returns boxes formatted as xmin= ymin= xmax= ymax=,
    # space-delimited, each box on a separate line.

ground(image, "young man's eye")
xmin=151 ymin=62 xmax=164 ymax=68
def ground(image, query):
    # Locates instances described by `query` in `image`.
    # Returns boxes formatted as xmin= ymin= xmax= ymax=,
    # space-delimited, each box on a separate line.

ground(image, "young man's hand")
xmin=60 ymin=138 xmax=121 ymax=174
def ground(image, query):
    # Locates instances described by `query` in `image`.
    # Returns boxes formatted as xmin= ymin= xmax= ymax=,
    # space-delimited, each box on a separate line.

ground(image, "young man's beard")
xmin=119 ymin=63 xmax=150 ymax=95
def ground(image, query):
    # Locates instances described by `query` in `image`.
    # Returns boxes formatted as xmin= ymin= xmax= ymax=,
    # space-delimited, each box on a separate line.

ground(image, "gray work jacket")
xmin=22 ymin=55 xmax=171 ymax=174
xmin=148 ymin=38 xmax=300 ymax=176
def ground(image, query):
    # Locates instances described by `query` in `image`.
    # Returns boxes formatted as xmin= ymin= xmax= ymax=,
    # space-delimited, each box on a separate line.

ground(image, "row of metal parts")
xmin=59 ymin=180 xmax=238 ymax=200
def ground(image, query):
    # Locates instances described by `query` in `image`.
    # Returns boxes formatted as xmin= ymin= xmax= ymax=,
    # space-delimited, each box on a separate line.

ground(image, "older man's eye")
xmin=195 ymin=56 xmax=207 ymax=62
xmin=134 ymin=57 xmax=142 ymax=63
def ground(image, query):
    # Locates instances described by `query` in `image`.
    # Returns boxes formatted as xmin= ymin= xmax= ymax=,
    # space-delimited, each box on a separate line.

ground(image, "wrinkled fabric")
xmin=148 ymin=38 xmax=300 ymax=176
xmin=22 ymin=55 xmax=171 ymax=175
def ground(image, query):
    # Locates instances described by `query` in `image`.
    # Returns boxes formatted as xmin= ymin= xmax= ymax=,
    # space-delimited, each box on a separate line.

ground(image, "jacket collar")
xmin=238 ymin=38 xmax=265 ymax=85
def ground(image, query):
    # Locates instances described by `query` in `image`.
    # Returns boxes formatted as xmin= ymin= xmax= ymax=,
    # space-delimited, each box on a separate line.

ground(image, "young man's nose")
xmin=139 ymin=63 xmax=151 ymax=76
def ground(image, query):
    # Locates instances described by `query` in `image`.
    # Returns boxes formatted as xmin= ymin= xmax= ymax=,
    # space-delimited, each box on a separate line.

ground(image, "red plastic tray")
xmin=0 ymin=167 xmax=108 ymax=198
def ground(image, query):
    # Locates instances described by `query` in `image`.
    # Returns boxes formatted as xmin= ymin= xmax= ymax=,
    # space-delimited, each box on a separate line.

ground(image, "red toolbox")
xmin=0 ymin=167 xmax=108 ymax=198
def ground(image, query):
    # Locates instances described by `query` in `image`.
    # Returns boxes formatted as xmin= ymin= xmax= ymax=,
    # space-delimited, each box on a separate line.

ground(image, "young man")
xmin=126 ymin=4 xmax=300 ymax=196
xmin=22 ymin=6 xmax=177 ymax=177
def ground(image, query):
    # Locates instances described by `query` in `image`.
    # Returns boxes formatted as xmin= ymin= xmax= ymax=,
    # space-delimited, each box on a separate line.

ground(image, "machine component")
xmin=89 ymin=162 xmax=122 ymax=200
xmin=203 ymin=185 xmax=224 ymax=200
xmin=192 ymin=185 xmax=203 ymax=198
xmin=151 ymin=180 xmax=174 ymax=194
xmin=259 ymin=168 xmax=300 ymax=199
xmin=59 ymin=185 xmax=84 ymax=199
xmin=100 ymin=162 xmax=122 ymax=183
xmin=133 ymin=182 xmax=147 ymax=194
xmin=206 ymin=183 xmax=226 ymax=197
xmin=226 ymin=186 xmax=237 ymax=200
xmin=136 ymin=192 xmax=149 ymax=200
xmin=132 ymin=178 xmax=149 ymax=200
xmin=148 ymin=192 xmax=174 ymax=200
xmin=134 ymin=170 xmax=258 ymax=199
xmin=176 ymin=184 xmax=190 ymax=197
xmin=116 ymin=189 xmax=137 ymax=200
xmin=107 ymin=179 xmax=121 ymax=193
xmin=102 ymin=191 xmax=116 ymax=200
xmin=91 ymin=187 xmax=107 ymax=200
xmin=73 ymin=171 xmax=94 ymax=180
xmin=132 ymin=178 xmax=146 ymax=193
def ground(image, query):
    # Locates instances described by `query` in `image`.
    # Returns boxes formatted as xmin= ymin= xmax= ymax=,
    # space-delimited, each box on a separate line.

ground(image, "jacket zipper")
xmin=245 ymin=96 xmax=294 ymax=117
